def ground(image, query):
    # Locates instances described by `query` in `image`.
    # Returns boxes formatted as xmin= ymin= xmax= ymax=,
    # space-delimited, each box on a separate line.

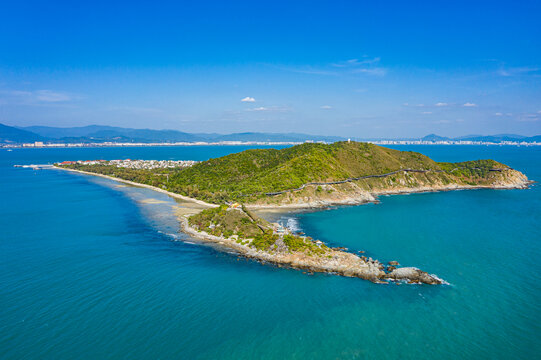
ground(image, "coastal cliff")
xmin=248 ymin=166 xmax=530 ymax=208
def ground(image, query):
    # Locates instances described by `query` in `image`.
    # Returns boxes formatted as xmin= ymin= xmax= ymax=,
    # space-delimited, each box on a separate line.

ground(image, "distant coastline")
xmin=2 ymin=123 xmax=540 ymax=147
xmin=3 ymin=139 xmax=541 ymax=149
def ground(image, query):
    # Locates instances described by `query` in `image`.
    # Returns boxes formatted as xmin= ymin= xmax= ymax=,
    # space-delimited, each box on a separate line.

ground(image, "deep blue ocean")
xmin=1 ymin=145 xmax=540 ymax=359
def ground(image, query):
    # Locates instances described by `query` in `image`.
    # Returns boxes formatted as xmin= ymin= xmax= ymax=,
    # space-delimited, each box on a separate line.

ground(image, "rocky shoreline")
xmin=178 ymin=214 xmax=445 ymax=285
xmin=246 ymin=168 xmax=532 ymax=210
xmin=53 ymin=165 xmax=531 ymax=211
xmin=53 ymin=165 xmax=531 ymax=285
xmin=177 ymin=169 xmax=529 ymax=284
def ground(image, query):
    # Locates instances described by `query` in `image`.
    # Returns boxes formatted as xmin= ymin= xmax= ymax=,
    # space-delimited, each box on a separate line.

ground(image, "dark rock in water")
xmin=386 ymin=267 xmax=443 ymax=285
xmin=388 ymin=261 xmax=400 ymax=266
xmin=361 ymin=256 xmax=367 ymax=261
xmin=387 ymin=265 xmax=396 ymax=272
xmin=358 ymin=250 xmax=365 ymax=254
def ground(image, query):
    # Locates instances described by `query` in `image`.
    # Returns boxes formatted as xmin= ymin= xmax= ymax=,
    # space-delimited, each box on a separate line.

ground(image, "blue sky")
xmin=0 ymin=0 xmax=540 ymax=137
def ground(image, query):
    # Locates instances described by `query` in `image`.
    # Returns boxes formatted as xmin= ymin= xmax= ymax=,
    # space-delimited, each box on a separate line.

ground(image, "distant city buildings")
xmin=5 ymin=140 xmax=311 ymax=148
xmin=56 ymin=159 xmax=198 ymax=169
xmin=108 ymin=159 xmax=198 ymax=169
xmin=371 ymin=140 xmax=541 ymax=146
xmin=3 ymin=139 xmax=541 ymax=149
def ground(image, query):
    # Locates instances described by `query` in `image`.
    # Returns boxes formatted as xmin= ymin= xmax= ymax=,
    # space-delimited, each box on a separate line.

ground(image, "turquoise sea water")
xmin=1 ymin=145 xmax=540 ymax=359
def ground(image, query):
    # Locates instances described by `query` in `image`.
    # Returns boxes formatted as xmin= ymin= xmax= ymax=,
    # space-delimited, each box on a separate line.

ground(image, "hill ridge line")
xmin=258 ymin=167 xmax=508 ymax=196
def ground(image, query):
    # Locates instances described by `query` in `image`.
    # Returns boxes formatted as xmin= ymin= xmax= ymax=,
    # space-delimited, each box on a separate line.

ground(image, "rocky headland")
xmin=178 ymin=204 xmax=444 ymax=284
xmin=54 ymin=141 xmax=532 ymax=284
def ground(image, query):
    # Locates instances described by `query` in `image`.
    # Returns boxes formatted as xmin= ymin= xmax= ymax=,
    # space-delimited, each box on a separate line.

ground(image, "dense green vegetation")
xmin=438 ymin=159 xmax=508 ymax=178
xmin=282 ymin=234 xmax=326 ymax=255
xmin=187 ymin=205 xmax=326 ymax=254
xmin=62 ymin=141 xmax=510 ymax=203
xmin=251 ymin=232 xmax=280 ymax=251
xmin=188 ymin=205 xmax=266 ymax=239
xmin=64 ymin=164 xmax=172 ymax=189
xmin=168 ymin=142 xmax=439 ymax=200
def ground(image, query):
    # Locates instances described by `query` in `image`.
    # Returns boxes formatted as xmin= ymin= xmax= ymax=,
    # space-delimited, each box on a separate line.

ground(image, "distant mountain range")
xmin=0 ymin=124 xmax=47 ymax=143
xmin=0 ymin=124 xmax=345 ymax=144
xmin=0 ymin=123 xmax=539 ymax=144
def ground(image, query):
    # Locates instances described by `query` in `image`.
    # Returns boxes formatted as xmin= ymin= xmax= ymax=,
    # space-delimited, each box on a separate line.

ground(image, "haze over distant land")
xmin=1 ymin=123 xmax=539 ymax=144
xmin=0 ymin=1 xmax=539 ymax=137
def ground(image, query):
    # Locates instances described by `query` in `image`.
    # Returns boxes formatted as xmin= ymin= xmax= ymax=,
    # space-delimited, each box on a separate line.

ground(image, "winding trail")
xmin=260 ymin=167 xmax=507 ymax=196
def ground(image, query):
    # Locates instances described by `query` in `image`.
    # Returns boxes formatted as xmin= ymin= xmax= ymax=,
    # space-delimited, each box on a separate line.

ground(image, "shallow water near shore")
xmin=1 ymin=145 xmax=540 ymax=359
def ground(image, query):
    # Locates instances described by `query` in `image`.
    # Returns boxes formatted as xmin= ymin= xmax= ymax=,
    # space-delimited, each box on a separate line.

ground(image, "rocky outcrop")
xmin=178 ymin=214 xmax=444 ymax=285
xmin=247 ymin=168 xmax=531 ymax=209
xmin=385 ymin=267 xmax=444 ymax=285
xmin=56 ymin=158 xmax=529 ymax=286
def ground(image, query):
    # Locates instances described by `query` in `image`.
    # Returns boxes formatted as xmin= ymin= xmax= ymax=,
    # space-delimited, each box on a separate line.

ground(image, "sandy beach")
xmin=50 ymin=163 xmax=530 ymax=285
xmin=54 ymin=165 xmax=531 ymax=212
xmin=54 ymin=166 xmax=218 ymax=208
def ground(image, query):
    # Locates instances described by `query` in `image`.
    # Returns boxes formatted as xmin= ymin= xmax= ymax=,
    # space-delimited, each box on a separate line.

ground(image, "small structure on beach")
xmin=272 ymin=223 xmax=288 ymax=234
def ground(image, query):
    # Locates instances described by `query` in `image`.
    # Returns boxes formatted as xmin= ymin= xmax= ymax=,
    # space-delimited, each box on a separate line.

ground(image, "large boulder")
xmin=386 ymin=267 xmax=443 ymax=285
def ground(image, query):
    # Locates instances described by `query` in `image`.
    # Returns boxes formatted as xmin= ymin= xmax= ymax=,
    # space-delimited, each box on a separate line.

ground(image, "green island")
xmin=56 ymin=141 xmax=530 ymax=284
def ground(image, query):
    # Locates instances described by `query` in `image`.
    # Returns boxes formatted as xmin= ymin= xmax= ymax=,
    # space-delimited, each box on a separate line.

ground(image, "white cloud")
xmin=241 ymin=96 xmax=255 ymax=102
xmin=320 ymin=105 xmax=332 ymax=109
xmin=35 ymin=90 xmax=72 ymax=102
xmin=538 ymin=110 xmax=541 ymax=114
xmin=463 ymin=102 xmax=477 ymax=107
xmin=435 ymin=102 xmax=448 ymax=107
xmin=275 ymin=66 xmax=337 ymax=76
xmin=332 ymin=57 xmax=381 ymax=67
xmin=108 ymin=106 xmax=164 ymax=115
xmin=274 ymin=56 xmax=386 ymax=77
xmin=352 ymin=67 xmax=387 ymax=76
xmin=494 ymin=112 xmax=503 ymax=116
xmin=2 ymin=90 xmax=32 ymax=97
xmin=516 ymin=114 xmax=540 ymax=122
xmin=0 ymin=89 xmax=74 ymax=104
xmin=330 ymin=56 xmax=387 ymax=76
xmin=422 ymin=111 xmax=432 ymax=114
xmin=244 ymin=106 xmax=290 ymax=113
xmin=497 ymin=66 xmax=540 ymax=77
